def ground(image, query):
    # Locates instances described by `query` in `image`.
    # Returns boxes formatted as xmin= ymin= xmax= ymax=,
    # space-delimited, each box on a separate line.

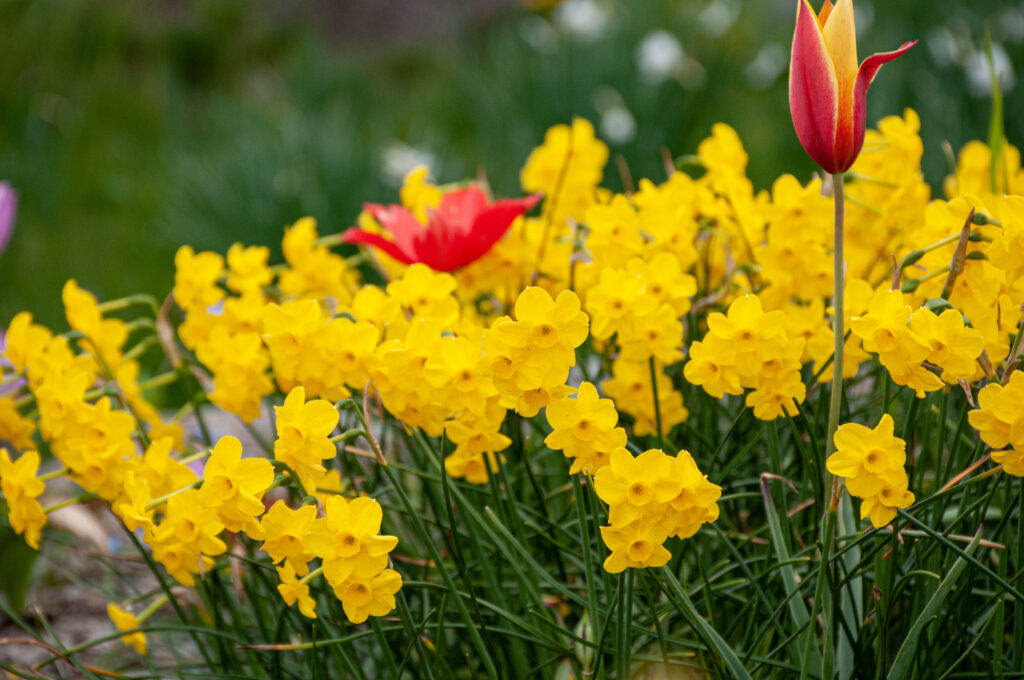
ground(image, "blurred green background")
xmin=0 ymin=0 xmax=1020 ymax=327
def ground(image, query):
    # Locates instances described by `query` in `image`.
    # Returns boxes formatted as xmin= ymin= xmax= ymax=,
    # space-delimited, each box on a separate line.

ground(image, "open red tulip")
xmin=789 ymin=0 xmax=916 ymax=174
xmin=343 ymin=187 xmax=540 ymax=273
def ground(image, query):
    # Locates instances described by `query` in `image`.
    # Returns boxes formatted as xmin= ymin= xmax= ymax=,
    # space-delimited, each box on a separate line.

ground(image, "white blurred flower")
xmin=698 ymin=0 xmax=741 ymax=38
xmin=600 ymin=106 xmax=637 ymax=145
xmin=519 ymin=15 xmax=559 ymax=54
xmin=553 ymin=0 xmax=608 ymax=41
xmin=998 ymin=6 xmax=1024 ymax=43
xmin=381 ymin=141 xmax=437 ymax=186
xmin=745 ymin=43 xmax=788 ymax=90
xmin=964 ymin=43 xmax=1016 ymax=97
xmin=926 ymin=26 xmax=959 ymax=68
xmin=635 ymin=30 xmax=685 ymax=84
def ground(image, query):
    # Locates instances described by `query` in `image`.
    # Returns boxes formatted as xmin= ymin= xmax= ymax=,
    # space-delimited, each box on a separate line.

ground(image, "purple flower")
xmin=0 ymin=182 xmax=17 ymax=258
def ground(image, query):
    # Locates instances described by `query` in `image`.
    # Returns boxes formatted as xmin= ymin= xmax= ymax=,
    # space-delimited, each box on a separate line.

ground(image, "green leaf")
xmin=657 ymin=564 xmax=752 ymax=680
xmin=888 ymin=528 xmax=984 ymax=680
xmin=984 ymin=29 xmax=1007 ymax=194
xmin=761 ymin=476 xmax=822 ymax=672
xmin=835 ymin=494 xmax=861 ymax=680
xmin=0 ymin=503 xmax=37 ymax=614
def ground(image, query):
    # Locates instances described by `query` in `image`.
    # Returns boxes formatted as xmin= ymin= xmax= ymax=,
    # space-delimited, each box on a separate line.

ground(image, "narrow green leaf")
xmin=657 ymin=565 xmax=752 ymax=680
xmin=984 ymin=30 xmax=1007 ymax=193
xmin=761 ymin=476 xmax=822 ymax=671
xmin=888 ymin=528 xmax=984 ymax=680
xmin=0 ymin=523 xmax=36 ymax=614
xmin=835 ymin=494 xmax=861 ymax=680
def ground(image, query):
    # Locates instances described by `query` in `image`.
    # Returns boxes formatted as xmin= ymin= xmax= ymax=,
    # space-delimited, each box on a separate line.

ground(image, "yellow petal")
xmin=821 ymin=0 xmax=858 ymax=108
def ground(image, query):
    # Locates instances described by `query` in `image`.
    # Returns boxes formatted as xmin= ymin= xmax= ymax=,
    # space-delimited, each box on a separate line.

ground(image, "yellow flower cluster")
xmin=520 ymin=118 xmax=608 ymax=224
xmin=0 ymin=449 xmax=46 ymax=548
xmin=175 ymin=244 xmax=273 ymax=422
xmin=826 ymin=414 xmax=914 ymax=528
xmin=669 ymin=111 xmax=1024 ymax=438
xmin=544 ymin=382 xmax=626 ymax=474
xmin=851 ymin=288 xmax=983 ymax=397
xmin=484 ymin=286 xmax=589 ymax=416
xmin=6 ymin=108 xmax=1024 ymax=604
xmin=0 ymin=284 xmax=184 ymax=534
xmin=594 ymin=448 xmax=720 ymax=573
xmin=1 ymin=284 xmax=401 ymax=629
xmin=115 ymin=384 xmax=401 ymax=624
xmin=969 ymin=371 xmax=1024 ymax=476
xmin=263 ymin=493 xmax=401 ymax=624
xmin=174 ymin=217 xmax=362 ymax=423
xmin=685 ymin=295 xmax=806 ymax=420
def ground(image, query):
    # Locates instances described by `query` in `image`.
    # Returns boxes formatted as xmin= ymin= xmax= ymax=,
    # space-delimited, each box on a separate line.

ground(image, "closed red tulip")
xmin=789 ymin=0 xmax=916 ymax=174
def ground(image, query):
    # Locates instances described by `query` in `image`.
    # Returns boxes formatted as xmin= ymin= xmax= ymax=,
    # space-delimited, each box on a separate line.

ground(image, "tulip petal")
xmin=789 ymin=0 xmax=840 ymax=173
xmin=821 ymin=0 xmax=859 ymax=168
xmin=856 ymin=41 xmax=918 ymax=95
xmin=821 ymin=0 xmax=858 ymax=87
xmin=457 ymin=193 xmax=541 ymax=266
xmin=845 ymin=40 xmax=917 ymax=170
xmin=410 ymin=220 xmax=459 ymax=271
xmin=363 ymin=203 xmax=423 ymax=254
xmin=341 ymin=228 xmax=416 ymax=265
xmin=432 ymin=187 xmax=489 ymax=237
xmin=816 ymin=0 xmax=833 ymax=26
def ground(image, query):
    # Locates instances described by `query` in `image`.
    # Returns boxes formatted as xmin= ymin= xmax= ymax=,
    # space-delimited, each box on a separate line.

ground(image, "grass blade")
xmin=888 ymin=527 xmax=983 ymax=680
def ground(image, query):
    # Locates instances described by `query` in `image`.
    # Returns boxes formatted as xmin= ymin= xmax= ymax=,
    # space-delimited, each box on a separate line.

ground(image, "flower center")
xmin=875 ymin=328 xmax=898 ymax=352
xmin=627 ymin=539 xmax=653 ymax=562
xmin=344 ymin=581 xmax=373 ymax=607
xmin=532 ymin=323 xmax=558 ymax=348
xmin=337 ymin=532 xmax=361 ymax=557
xmin=174 ymin=518 xmax=199 ymax=543
xmin=864 ymin=448 xmax=888 ymax=473
xmin=628 ymin=482 xmax=653 ymax=505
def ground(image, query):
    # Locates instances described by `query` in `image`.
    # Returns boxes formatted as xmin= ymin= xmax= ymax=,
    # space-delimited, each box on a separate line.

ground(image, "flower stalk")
xmin=802 ymin=172 xmax=846 ymax=680
xmin=826 ymin=172 xmax=846 ymax=507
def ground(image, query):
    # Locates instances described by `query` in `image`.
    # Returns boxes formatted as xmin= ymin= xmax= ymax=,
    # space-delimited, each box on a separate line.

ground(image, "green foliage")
xmin=0 ymin=500 xmax=36 ymax=613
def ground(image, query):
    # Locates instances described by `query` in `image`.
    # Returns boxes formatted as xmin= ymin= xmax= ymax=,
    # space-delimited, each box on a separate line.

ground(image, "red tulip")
xmin=789 ymin=0 xmax=916 ymax=174
xmin=344 ymin=187 xmax=540 ymax=273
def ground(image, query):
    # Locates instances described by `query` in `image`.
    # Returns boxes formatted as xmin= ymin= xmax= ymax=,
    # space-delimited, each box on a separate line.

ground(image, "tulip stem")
xmin=826 ymin=172 xmax=845 ymax=491
xmin=819 ymin=172 xmax=847 ymax=680
xmin=803 ymin=173 xmax=847 ymax=680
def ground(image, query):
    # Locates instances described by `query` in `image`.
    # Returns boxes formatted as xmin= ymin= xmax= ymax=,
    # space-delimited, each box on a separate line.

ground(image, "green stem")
xmin=299 ymin=566 xmax=324 ymax=586
xmin=39 ymin=467 xmax=70 ymax=483
xmin=136 ymin=370 xmax=180 ymax=392
xmin=617 ymin=569 xmax=633 ymax=679
xmin=179 ymin=448 xmax=212 ymax=465
xmin=648 ymin=357 xmax=664 ymax=449
xmin=330 ymin=428 xmax=365 ymax=444
xmin=136 ymin=593 xmax=170 ymax=622
xmin=43 ymin=493 xmax=95 ymax=514
xmin=97 ymin=293 xmax=160 ymax=317
xmin=826 ymin=172 xmax=846 ymax=471
xmin=805 ymin=172 xmax=847 ymax=680
xmin=144 ymin=479 xmax=202 ymax=511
